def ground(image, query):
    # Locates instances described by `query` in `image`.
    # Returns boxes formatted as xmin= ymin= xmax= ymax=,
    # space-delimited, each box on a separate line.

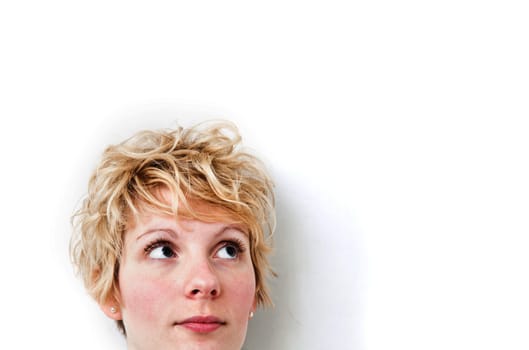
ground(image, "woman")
xmin=70 ymin=121 xmax=276 ymax=349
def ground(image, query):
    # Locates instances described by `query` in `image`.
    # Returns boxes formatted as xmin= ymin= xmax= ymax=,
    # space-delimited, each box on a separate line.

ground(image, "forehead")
xmin=126 ymin=192 xmax=246 ymax=233
xmin=128 ymin=211 xmax=246 ymax=239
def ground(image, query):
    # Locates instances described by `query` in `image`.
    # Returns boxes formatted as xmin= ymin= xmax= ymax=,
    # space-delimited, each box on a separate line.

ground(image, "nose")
xmin=184 ymin=260 xmax=221 ymax=299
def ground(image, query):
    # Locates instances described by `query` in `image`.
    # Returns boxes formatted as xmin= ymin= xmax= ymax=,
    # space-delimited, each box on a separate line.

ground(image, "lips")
xmin=176 ymin=316 xmax=226 ymax=333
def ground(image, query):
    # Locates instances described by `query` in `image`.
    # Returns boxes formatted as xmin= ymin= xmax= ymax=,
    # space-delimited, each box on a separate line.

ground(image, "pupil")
xmin=226 ymin=246 xmax=237 ymax=257
xmin=162 ymin=246 xmax=172 ymax=257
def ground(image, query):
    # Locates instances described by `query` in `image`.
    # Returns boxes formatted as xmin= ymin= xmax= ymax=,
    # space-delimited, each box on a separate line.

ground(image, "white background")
xmin=1 ymin=1 xmax=528 ymax=349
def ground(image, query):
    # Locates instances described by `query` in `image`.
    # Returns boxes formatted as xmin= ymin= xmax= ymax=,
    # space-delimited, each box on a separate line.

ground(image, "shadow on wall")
xmin=243 ymin=186 xmax=299 ymax=349
xmin=243 ymin=175 xmax=365 ymax=349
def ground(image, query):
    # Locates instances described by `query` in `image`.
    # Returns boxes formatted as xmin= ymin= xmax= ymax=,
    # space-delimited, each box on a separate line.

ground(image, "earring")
xmin=249 ymin=311 xmax=254 ymax=319
xmin=110 ymin=306 xmax=117 ymax=314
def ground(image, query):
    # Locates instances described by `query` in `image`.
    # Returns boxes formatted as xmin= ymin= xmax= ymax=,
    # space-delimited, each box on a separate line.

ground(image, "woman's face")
xmin=111 ymin=204 xmax=257 ymax=350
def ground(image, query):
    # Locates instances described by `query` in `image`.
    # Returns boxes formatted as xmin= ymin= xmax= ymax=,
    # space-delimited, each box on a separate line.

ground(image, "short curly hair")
xmin=70 ymin=120 xmax=275 ymax=333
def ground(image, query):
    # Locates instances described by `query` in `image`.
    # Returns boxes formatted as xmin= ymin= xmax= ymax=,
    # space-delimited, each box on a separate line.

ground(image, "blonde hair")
xmin=70 ymin=120 xmax=275 ymax=332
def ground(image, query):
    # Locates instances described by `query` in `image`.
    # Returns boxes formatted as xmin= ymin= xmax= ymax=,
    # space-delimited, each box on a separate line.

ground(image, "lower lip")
xmin=180 ymin=322 xmax=223 ymax=333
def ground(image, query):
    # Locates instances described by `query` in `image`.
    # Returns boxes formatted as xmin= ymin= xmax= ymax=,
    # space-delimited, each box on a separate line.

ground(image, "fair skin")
xmin=101 ymin=204 xmax=257 ymax=350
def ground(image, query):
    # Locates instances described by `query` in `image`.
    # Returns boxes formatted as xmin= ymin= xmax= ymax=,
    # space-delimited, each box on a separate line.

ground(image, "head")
xmin=70 ymin=121 xmax=275 ymax=349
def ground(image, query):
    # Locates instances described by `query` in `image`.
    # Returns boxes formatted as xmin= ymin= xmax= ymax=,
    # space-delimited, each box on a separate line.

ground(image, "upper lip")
xmin=177 ymin=315 xmax=225 ymax=325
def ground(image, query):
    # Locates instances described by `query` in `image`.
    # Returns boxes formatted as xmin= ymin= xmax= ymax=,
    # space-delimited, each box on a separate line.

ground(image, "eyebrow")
xmin=136 ymin=228 xmax=178 ymax=241
xmin=135 ymin=223 xmax=247 ymax=241
xmin=222 ymin=223 xmax=247 ymax=232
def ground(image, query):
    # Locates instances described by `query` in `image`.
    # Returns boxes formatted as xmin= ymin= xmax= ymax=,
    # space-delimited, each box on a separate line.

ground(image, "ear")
xmin=99 ymin=298 xmax=123 ymax=321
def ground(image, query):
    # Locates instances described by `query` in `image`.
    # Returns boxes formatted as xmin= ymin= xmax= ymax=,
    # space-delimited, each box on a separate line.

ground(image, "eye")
xmin=216 ymin=241 xmax=243 ymax=260
xmin=145 ymin=241 xmax=177 ymax=259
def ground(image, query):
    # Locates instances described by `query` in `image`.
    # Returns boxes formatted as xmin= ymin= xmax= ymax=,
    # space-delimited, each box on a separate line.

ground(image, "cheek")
xmin=119 ymin=268 xmax=175 ymax=323
xmin=235 ymin=275 xmax=256 ymax=299
xmin=225 ymin=267 xmax=256 ymax=309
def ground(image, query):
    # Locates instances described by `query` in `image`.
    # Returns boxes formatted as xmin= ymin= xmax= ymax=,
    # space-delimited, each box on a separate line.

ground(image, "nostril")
xmin=189 ymin=288 xmax=219 ymax=297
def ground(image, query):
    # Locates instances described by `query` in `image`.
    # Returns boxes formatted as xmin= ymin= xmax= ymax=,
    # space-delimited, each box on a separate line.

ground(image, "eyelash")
xmin=143 ymin=238 xmax=247 ymax=257
xmin=220 ymin=238 xmax=246 ymax=256
xmin=144 ymin=239 xmax=176 ymax=257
